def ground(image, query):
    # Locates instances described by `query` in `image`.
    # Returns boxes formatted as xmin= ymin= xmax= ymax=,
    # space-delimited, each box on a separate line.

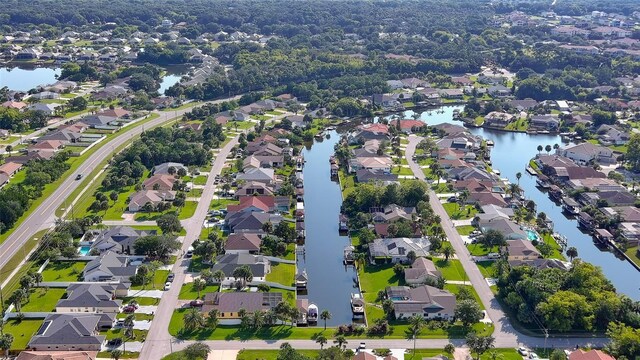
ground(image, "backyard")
xmin=131 ymin=269 xmax=170 ymax=290
xmin=265 ymin=262 xmax=295 ymax=286
xmin=21 ymin=288 xmax=66 ymax=312
xmin=3 ymin=319 xmax=44 ymax=350
xmin=442 ymin=202 xmax=478 ymax=220
xmin=40 ymin=261 xmax=87 ymax=281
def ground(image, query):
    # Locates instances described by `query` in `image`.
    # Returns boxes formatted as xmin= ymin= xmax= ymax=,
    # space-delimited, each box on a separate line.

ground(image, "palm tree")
xmin=148 ymin=260 xmax=163 ymax=289
xmin=408 ymin=315 xmax=425 ymax=357
xmin=232 ymin=265 xmax=253 ymax=288
xmin=207 ymin=309 xmax=219 ymax=329
xmin=10 ymin=288 xmax=28 ymax=314
xmin=537 ymin=145 xmax=543 ymax=153
xmin=320 ymin=310 xmax=332 ymax=330
xmin=507 ymin=183 xmax=521 ymax=198
xmin=123 ymin=314 xmax=135 ymax=330
xmin=110 ymin=349 xmax=123 ymax=360
xmin=566 ymin=246 xmax=578 ymax=261
xmin=212 ymin=270 xmax=225 ymax=287
xmin=515 ymin=172 xmax=522 ymax=185
xmin=316 ymin=335 xmax=328 ymax=349
xmin=252 ymin=310 xmax=265 ymax=330
xmin=183 ymin=308 xmax=205 ymax=332
xmin=353 ymin=252 xmax=366 ymax=269
xmin=442 ymin=244 xmax=454 ymax=262
xmin=32 ymin=272 xmax=43 ymax=287
xmin=333 ymin=335 xmax=347 ymax=349
xmin=192 ymin=278 xmax=206 ymax=299
xmin=0 ymin=334 xmax=13 ymax=358
xmin=545 ymin=144 xmax=552 ymax=154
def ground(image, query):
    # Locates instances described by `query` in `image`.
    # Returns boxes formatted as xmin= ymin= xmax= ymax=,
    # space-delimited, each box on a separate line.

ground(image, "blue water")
xmin=0 ymin=67 xmax=61 ymax=91
xmin=526 ymin=229 xmax=538 ymax=241
xmin=158 ymin=74 xmax=182 ymax=95
xmin=78 ymin=246 xmax=91 ymax=256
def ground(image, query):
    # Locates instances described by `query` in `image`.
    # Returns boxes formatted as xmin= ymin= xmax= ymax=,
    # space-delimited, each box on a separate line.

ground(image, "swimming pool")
xmin=78 ymin=246 xmax=91 ymax=256
xmin=526 ymin=229 xmax=539 ymax=241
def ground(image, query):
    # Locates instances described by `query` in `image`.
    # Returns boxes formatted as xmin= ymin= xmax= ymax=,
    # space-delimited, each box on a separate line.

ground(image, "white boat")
xmin=562 ymin=197 xmax=580 ymax=215
xmin=343 ymin=245 xmax=355 ymax=264
xmin=351 ymin=293 xmax=365 ymax=314
xmin=486 ymin=140 xmax=494 ymax=146
xmin=307 ymin=303 xmax=318 ymax=323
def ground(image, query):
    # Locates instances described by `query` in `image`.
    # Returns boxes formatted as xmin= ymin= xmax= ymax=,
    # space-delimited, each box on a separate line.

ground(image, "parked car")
xmin=190 ymin=300 xmax=204 ymax=307
xmin=518 ymin=347 xmax=529 ymax=356
xmin=167 ymin=273 xmax=175 ymax=282
xmin=447 ymin=196 xmax=458 ymax=203
xmin=185 ymin=246 xmax=194 ymax=258
xmin=108 ymin=338 xmax=122 ymax=346
xmin=122 ymin=305 xmax=136 ymax=313
xmin=164 ymin=282 xmax=172 ymax=291
xmin=358 ymin=342 xmax=366 ymax=350
xmin=115 ymin=320 xmax=125 ymax=327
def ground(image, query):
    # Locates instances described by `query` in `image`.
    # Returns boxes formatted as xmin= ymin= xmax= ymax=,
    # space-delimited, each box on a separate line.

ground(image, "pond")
xmin=384 ymin=106 xmax=640 ymax=300
xmin=0 ymin=66 xmax=61 ymax=91
xmin=298 ymin=130 xmax=359 ymax=325
xmin=158 ymin=66 xmax=190 ymax=95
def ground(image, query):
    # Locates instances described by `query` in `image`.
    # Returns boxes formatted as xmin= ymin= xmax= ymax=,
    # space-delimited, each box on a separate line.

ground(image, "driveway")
xmin=127 ymin=289 xmax=164 ymax=298
xmin=137 ymin=305 xmax=158 ymax=315
xmin=208 ymin=350 xmax=240 ymax=360
xmin=102 ymin=341 xmax=144 ymax=352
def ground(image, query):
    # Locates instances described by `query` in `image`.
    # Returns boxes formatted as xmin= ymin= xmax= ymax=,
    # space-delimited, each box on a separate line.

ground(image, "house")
xmin=596 ymin=125 xmax=630 ymax=146
xmin=15 ymin=350 xmax=98 ymax=360
xmin=29 ymin=140 xmax=65 ymax=153
xmin=506 ymin=239 xmax=541 ymax=260
xmin=479 ymin=217 xmax=527 ymax=240
xmin=228 ymin=195 xmax=289 ymax=214
xmin=243 ymin=155 xmax=284 ymax=169
xmin=484 ymin=112 xmax=514 ymax=128
xmin=225 ymin=211 xmax=281 ymax=233
xmin=0 ymin=161 xmax=23 ymax=177
xmin=601 ymin=206 xmax=640 ymax=223
xmin=355 ymin=169 xmax=399 ymax=184
xmin=152 ymin=162 xmax=187 ymax=175
xmin=556 ymin=143 xmax=616 ymax=165
xmin=250 ymin=143 xmax=283 ymax=157
xmin=2 ymin=100 xmax=27 ymax=110
xmin=83 ymin=251 xmax=137 ymax=282
xmin=210 ymin=253 xmax=270 ymax=283
xmin=580 ymin=190 xmax=636 ymax=207
xmin=404 ymin=257 xmax=441 ymax=286
xmin=224 ymin=233 xmax=262 ymax=254
xmin=31 ymin=91 xmax=60 ymax=100
xmin=389 ymin=119 xmax=425 ymax=134
xmin=55 ymin=284 xmax=122 ymax=313
xmin=371 ymin=204 xmax=416 ymax=223
xmin=508 ymin=258 xmax=570 ymax=271
xmin=235 ymin=181 xmax=274 ymax=197
xmin=81 ymin=115 xmax=118 ymax=128
xmin=369 ymin=237 xmax=431 ymax=263
xmin=38 ymin=129 xmax=83 ymax=144
xmin=348 ymin=156 xmax=394 ymax=173
xmin=202 ymin=292 xmax=282 ymax=323
xmin=371 ymin=94 xmax=400 ymax=109
xmin=142 ymin=174 xmax=177 ymax=191
xmin=91 ymin=226 xmax=154 ymax=254
xmin=348 ymin=123 xmax=390 ymax=144
xmin=569 ymin=350 xmax=615 ymax=360
xmin=488 ymin=85 xmax=511 ymax=97
xmin=98 ymin=108 xmax=130 ymax=119
xmin=530 ymin=115 xmax=560 ymax=131
xmin=236 ymin=168 xmax=275 ymax=184
xmin=509 ymin=99 xmax=538 ymax=111
xmin=437 ymin=89 xmax=464 ymax=99
xmin=27 ymin=313 xmax=112 ymax=351
xmin=28 ymin=103 xmax=59 ymax=116
xmin=385 ymin=285 xmax=456 ymax=320
xmin=128 ymin=190 xmax=176 ymax=212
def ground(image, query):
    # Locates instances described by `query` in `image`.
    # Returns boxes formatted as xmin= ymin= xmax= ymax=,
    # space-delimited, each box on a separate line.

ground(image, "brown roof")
xmin=353 ymin=353 xmax=377 ymax=360
xmin=224 ymin=233 xmax=262 ymax=252
xmin=0 ymin=161 xmax=23 ymax=175
xmin=97 ymin=108 xmax=129 ymax=118
xmin=31 ymin=140 xmax=64 ymax=150
xmin=142 ymin=174 xmax=177 ymax=190
xmin=569 ymin=350 xmax=615 ymax=360
xmin=16 ymin=351 xmax=97 ymax=360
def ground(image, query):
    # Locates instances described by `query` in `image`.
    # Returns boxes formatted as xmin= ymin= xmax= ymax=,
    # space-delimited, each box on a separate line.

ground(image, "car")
xmin=185 ymin=246 xmax=194 ymax=258
xmin=108 ymin=338 xmax=123 ymax=346
xmin=122 ymin=305 xmax=136 ymax=313
xmin=528 ymin=353 xmax=539 ymax=359
xmin=164 ymin=282 xmax=172 ymax=291
xmin=358 ymin=342 xmax=366 ymax=350
xmin=447 ymin=196 xmax=458 ymax=203
xmin=115 ymin=319 xmax=125 ymax=327
xmin=75 ymin=174 xmax=83 ymax=180
xmin=518 ymin=347 xmax=529 ymax=356
xmin=167 ymin=273 xmax=175 ymax=282
xmin=190 ymin=300 xmax=204 ymax=307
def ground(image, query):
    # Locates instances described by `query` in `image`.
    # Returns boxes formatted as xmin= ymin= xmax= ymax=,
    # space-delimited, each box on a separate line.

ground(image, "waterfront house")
xmin=355 ymin=169 xmax=399 ymax=184
xmin=505 ymin=239 xmax=541 ymax=260
xmin=509 ymin=99 xmax=538 ymax=111
xmin=27 ymin=314 xmax=112 ymax=351
xmin=243 ymin=154 xmax=285 ymax=169
xmin=619 ymin=223 xmax=640 ymax=246
xmin=371 ymin=94 xmax=401 ymax=109
xmin=225 ymin=211 xmax=282 ymax=233
xmin=404 ymin=257 xmax=441 ymax=286
xmin=449 ymin=167 xmax=494 ymax=182
xmin=202 ymin=292 xmax=282 ymax=324
xmin=227 ymin=195 xmax=290 ymax=214
xmin=210 ymin=253 xmax=270 ymax=284
xmin=566 ymin=178 xmax=625 ymax=192
xmin=236 ymin=168 xmax=275 ymax=184
xmin=580 ymin=190 xmax=636 ymax=207
xmin=479 ymin=218 xmax=527 ymax=240
xmin=369 ymin=237 xmax=430 ymax=264
xmin=468 ymin=192 xmax=508 ymax=207
xmin=142 ymin=174 xmax=178 ymax=191
xmin=251 ymin=143 xmax=284 ymax=157
xmin=601 ymin=206 xmax=640 ymax=223
xmin=389 ymin=119 xmax=425 ymax=134
xmin=224 ymin=233 xmax=262 ymax=254
xmin=91 ymin=226 xmax=155 ymax=255
xmin=348 ymin=156 xmax=394 ymax=173
xmin=488 ymin=85 xmax=511 ymax=97
xmin=595 ymin=125 xmax=630 ymax=146
xmin=348 ymin=123 xmax=391 ymax=144
xmin=385 ymin=285 xmax=456 ymax=320
xmin=83 ymin=251 xmax=137 ymax=282
xmin=530 ymin=115 xmax=560 ymax=131
xmin=235 ymin=181 xmax=274 ymax=197
xmin=556 ymin=143 xmax=616 ymax=165
xmin=128 ymin=190 xmax=176 ymax=212
xmin=508 ymin=258 xmax=570 ymax=271
xmin=374 ymin=223 xmax=422 ymax=238
xmin=371 ymin=204 xmax=416 ymax=223
xmin=438 ymin=89 xmax=464 ymax=99
xmin=484 ymin=112 xmax=514 ymax=128
xmin=55 ymin=283 xmax=122 ymax=313
xmin=152 ymin=162 xmax=188 ymax=175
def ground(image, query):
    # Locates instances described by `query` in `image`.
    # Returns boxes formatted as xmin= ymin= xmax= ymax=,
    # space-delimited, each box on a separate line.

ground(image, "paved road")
xmin=0 ymin=97 xmax=239 ymax=277
xmin=404 ymin=134 xmax=609 ymax=349
xmin=139 ymin=135 xmax=239 ymax=360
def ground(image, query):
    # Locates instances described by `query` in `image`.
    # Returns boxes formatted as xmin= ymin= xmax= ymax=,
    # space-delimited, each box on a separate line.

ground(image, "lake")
xmin=0 ymin=66 xmax=61 ymax=91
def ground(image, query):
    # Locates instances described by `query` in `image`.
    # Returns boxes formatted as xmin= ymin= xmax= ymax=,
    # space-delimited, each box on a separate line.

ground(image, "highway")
xmin=0 ymin=97 xmax=238 ymax=277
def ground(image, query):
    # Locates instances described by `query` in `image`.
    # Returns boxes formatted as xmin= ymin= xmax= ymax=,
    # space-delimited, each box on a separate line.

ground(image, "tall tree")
xmin=320 ymin=310 xmax=331 ymax=330
xmin=466 ymin=332 xmax=495 ymax=360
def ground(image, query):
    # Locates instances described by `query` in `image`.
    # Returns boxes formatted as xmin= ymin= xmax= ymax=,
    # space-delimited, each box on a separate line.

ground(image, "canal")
xmin=299 ymin=130 xmax=359 ymax=326
xmin=385 ymin=106 xmax=640 ymax=300
xmin=0 ymin=66 xmax=60 ymax=91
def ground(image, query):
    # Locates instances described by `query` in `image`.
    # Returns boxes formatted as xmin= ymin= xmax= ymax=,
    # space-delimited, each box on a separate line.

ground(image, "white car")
xmin=518 ymin=347 xmax=529 ymax=357
xmin=164 ymin=282 xmax=172 ymax=291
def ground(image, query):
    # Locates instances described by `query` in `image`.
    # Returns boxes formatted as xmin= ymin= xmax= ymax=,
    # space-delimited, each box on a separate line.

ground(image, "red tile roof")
xmin=569 ymin=350 xmax=615 ymax=360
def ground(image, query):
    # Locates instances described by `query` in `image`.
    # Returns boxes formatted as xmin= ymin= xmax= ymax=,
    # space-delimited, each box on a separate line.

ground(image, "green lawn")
xmin=131 ymin=270 xmax=170 ymax=290
xmin=542 ymin=233 xmax=566 ymax=260
xmin=209 ymin=198 xmax=239 ymax=210
xmin=283 ymin=243 xmax=296 ymax=261
xmin=504 ymin=118 xmax=529 ymax=132
xmin=163 ymin=350 xmax=208 ymax=360
xmin=265 ymin=263 xmax=295 ymax=287
xmin=476 ymin=261 xmax=497 ymax=278
xmin=40 ymin=261 xmax=87 ymax=281
xmin=391 ymin=166 xmax=414 ymax=176
xmin=444 ymin=284 xmax=484 ymax=310
xmin=3 ymin=319 xmax=44 ymax=350
xmin=98 ymin=351 xmax=139 ymax=359
xmin=456 ymin=225 xmax=475 ymax=235
xmin=237 ymin=350 xmax=320 ymax=360
xmin=193 ymin=175 xmax=208 ymax=185
xmin=467 ymin=243 xmax=500 ymax=256
xmin=117 ymin=313 xmax=154 ymax=321
xmin=338 ymin=170 xmax=357 ymax=198
xmin=359 ymin=264 xmax=404 ymax=295
xmin=434 ymin=259 xmax=467 ymax=281
xmin=179 ymin=201 xmax=198 ymax=219
xmin=178 ymin=283 xmax=219 ymax=300
xmin=442 ymin=203 xmax=478 ymax=220
xmin=21 ymin=288 xmax=66 ymax=312
xmin=624 ymin=246 xmax=640 ymax=268
xmin=102 ymin=328 xmax=148 ymax=341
